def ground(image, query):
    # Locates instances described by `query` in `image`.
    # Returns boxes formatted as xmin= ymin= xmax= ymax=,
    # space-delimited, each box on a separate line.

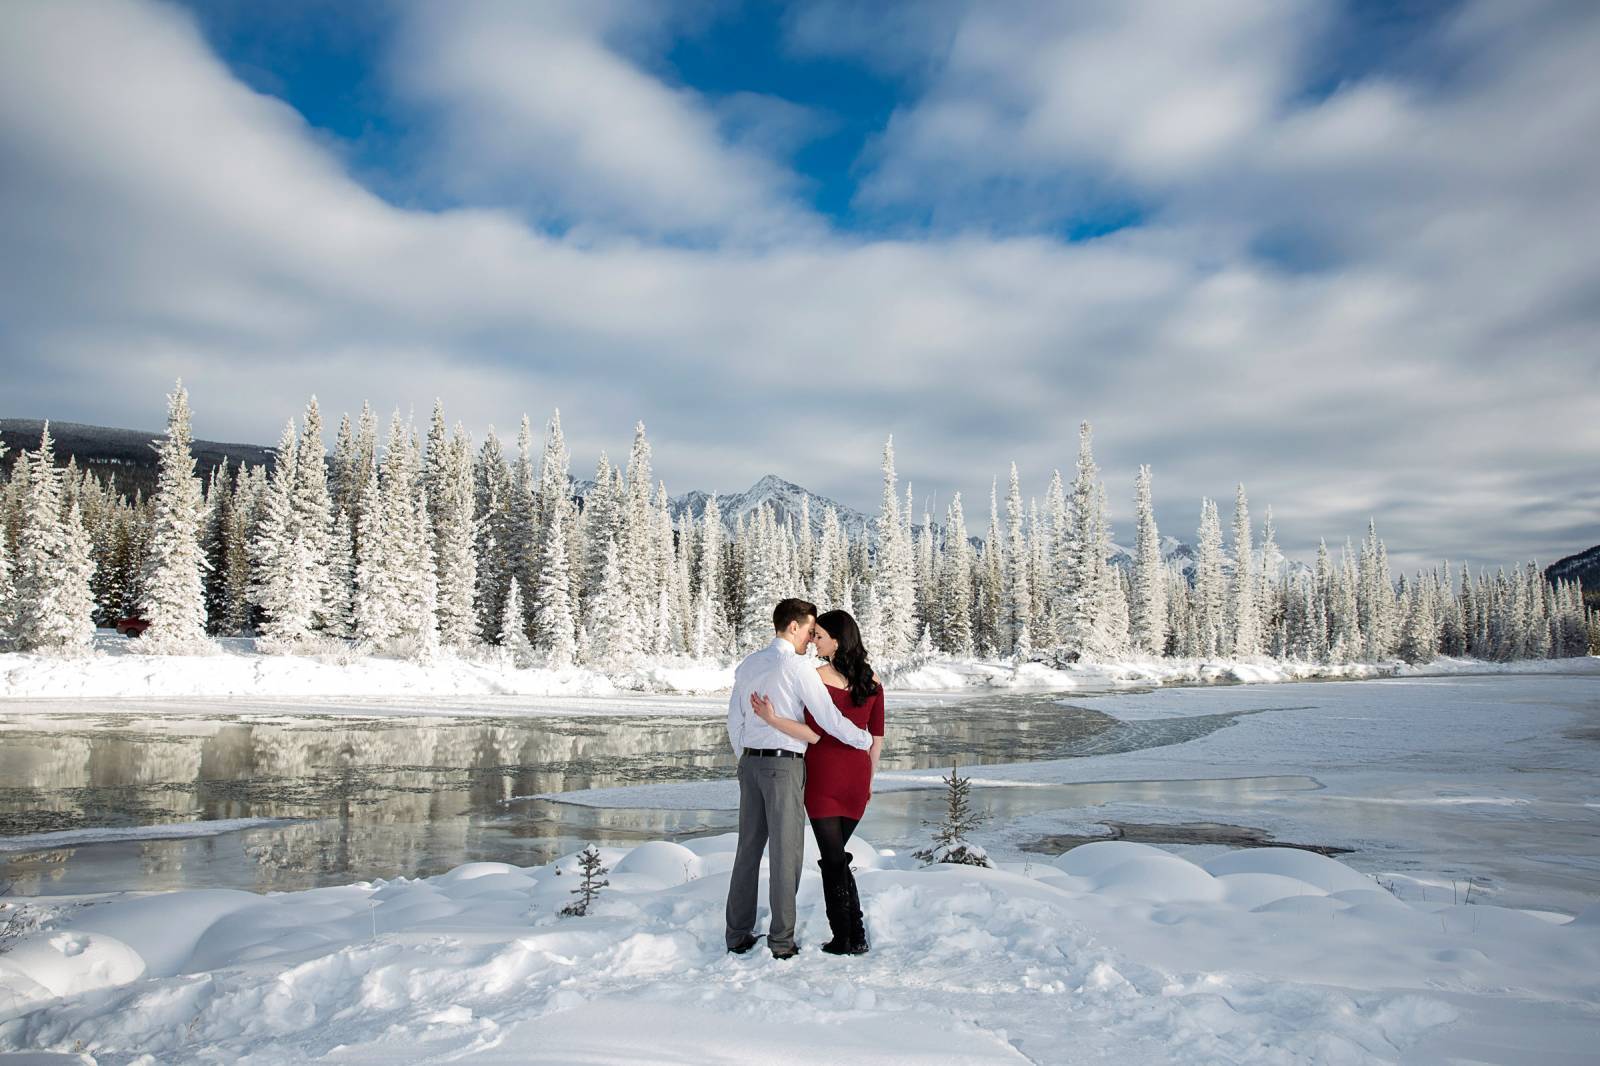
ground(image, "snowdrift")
xmin=2 ymin=838 xmax=1595 ymax=1064
xmin=2 ymin=632 xmax=1585 ymax=704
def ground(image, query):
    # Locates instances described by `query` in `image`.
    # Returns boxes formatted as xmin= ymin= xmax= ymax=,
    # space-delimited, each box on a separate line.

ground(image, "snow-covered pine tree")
xmin=504 ymin=415 xmax=539 ymax=635
xmin=140 ymin=380 xmax=210 ymax=654
xmin=1026 ymin=497 xmax=1048 ymax=641
xmin=912 ymin=764 xmax=991 ymax=867
xmin=1167 ymin=566 xmax=1195 ymax=657
xmin=915 ymin=503 xmax=937 ymax=639
xmin=536 ymin=486 xmax=578 ymax=668
xmin=330 ymin=412 xmax=358 ymax=523
xmin=1312 ymin=539 xmax=1333 ymax=662
xmin=817 ymin=505 xmax=847 ymax=609
xmin=1192 ymin=497 xmax=1226 ymax=658
xmin=559 ymin=844 xmax=610 ymax=917
xmin=619 ymin=423 xmax=657 ymax=635
xmin=1130 ymin=464 xmax=1166 ymax=656
xmin=940 ymin=493 xmax=975 ymax=657
xmin=796 ymin=494 xmax=815 ymax=600
xmin=1330 ymin=540 xmax=1362 ymax=662
xmin=252 ymin=420 xmax=318 ymax=647
xmin=874 ymin=438 xmax=915 ymax=660
xmin=473 ymin=429 xmax=513 ymax=641
xmin=324 ymin=508 xmax=355 ymax=639
xmin=499 ymin=577 xmax=534 ymax=666
xmin=433 ymin=423 xmax=479 ymax=649
xmin=1059 ymin=422 xmax=1109 ymax=660
xmin=1257 ymin=505 xmax=1283 ymax=651
xmin=198 ymin=465 xmax=233 ymax=634
xmin=1229 ymin=484 xmax=1259 ymax=658
xmin=579 ymin=454 xmax=620 ymax=614
xmin=586 ymin=535 xmax=641 ymax=668
xmin=11 ymin=425 xmax=97 ymax=652
xmin=695 ymin=494 xmax=729 ymax=655
xmin=294 ymin=398 xmax=334 ymax=635
xmin=1003 ymin=463 xmax=1030 ymax=657
xmin=1397 ymin=574 xmax=1435 ymax=664
xmin=976 ymin=481 xmax=1003 ymax=657
xmin=224 ymin=464 xmax=263 ymax=635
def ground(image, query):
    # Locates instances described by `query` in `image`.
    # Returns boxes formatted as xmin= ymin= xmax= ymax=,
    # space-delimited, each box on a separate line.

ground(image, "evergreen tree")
xmin=140 ymin=380 xmax=210 ymax=653
xmin=252 ymin=420 xmax=318 ymax=646
xmin=940 ymin=493 xmax=975 ymax=657
xmin=433 ymin=424 xmax=479 ymax=649
xmin=225 ymin=464 xmax=265 ymax=635
xmin=1130 ymin=464 xmax=1166 ymax=655
xmin=875 ymin=438 xmax=915 ymax=660
xmin=324 ymin=508 xmax=355 ymax=639
xmin=11 ymin=425 xmax=96 ymax=651
xmin=473 ymin=429 xmax=513 ymax=641
xmin=559 ymin=844 xmax=611 ymax=917
xmin=499 ymin=576 xmax=534 ymax=666
xmin=294 ymin=397 xmax=335 ymax=634
xmin=536 ymin=487 xmax=578 ymax=668
xmin=1229 ymin=484 xmax=1259 ymax=657
xmin=1059 ymin=422 xmax=1107 ymax=659
xmin=198 ymin=464 xmax=233 ymax=634
xmin=1003 ymin=463 xmax=1031 ymax=656
xmin=912 ymin=764 xmax=991 ymax=868
xmin=1192 ymin=497 xmax=1226 ymax=658
xmin=586 ymin=535 xmax=641 ymax=668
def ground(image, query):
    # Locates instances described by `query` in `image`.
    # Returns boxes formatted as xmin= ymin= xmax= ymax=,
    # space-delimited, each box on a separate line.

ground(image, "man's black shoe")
xmin=770 ymin=942 xmax=801 ymax=960
xmin=727 ymin=933 xmax=761 ymax=955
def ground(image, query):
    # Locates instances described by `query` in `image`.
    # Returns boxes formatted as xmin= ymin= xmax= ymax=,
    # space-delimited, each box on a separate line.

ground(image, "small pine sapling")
xmin=914 ymin=763 xmax=992 ymax=868
xmin=560 ymin=844 xmax=610 ymax=917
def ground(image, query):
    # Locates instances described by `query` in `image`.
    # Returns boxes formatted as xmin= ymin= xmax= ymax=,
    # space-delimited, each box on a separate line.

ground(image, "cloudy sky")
xmin=2 ymin=0 xmax=1596 ymax=573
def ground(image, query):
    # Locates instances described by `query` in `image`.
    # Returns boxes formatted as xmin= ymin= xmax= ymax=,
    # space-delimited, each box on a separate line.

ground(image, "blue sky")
xmin=1 ymin=0 xmax=1597 ymax=573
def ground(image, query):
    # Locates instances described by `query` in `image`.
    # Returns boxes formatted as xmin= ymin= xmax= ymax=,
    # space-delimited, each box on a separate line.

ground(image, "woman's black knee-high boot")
xmin=818 ymin=858 xmax=851 ymax=954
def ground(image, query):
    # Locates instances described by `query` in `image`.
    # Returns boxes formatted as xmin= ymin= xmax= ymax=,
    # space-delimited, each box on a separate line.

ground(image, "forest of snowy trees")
xmin=1 ymin=382 xmax=1595 ymax=671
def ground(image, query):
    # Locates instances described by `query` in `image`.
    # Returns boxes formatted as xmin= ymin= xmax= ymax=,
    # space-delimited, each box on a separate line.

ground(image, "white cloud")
xmin=0 ymin=0 xmax=1596 ymax=577
xmin=390 ymin=0 xmax=818 ymax=244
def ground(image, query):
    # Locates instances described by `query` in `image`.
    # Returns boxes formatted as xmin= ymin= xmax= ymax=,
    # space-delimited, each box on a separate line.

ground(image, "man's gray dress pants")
xmin=724 ymin=753 xmax=806 ymax=952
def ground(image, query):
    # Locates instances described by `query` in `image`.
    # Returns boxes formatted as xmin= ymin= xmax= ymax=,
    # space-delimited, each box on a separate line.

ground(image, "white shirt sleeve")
xmin=794 ymin=663 xmax=872 ymax=750
xmin=727 ymin=681 xmax=744 ymax=755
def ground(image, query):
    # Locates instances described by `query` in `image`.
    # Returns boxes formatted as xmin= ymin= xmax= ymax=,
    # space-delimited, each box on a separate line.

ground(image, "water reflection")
xmin=3 ymin=694 xmax=1254 ymax=895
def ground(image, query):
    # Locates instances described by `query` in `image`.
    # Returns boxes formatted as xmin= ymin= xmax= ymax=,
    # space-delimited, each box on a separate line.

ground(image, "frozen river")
xmin=2 ymin=665 xmax=1597 ymax=915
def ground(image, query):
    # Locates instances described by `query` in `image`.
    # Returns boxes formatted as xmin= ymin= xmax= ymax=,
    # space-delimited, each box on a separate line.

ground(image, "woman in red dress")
xmin=752 ymin=609 xmax=883 ymax=955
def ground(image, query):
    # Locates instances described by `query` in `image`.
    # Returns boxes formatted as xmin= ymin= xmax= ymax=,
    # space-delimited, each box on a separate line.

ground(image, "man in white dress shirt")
xmin=724 ymin=597 xmax=873 ymax=958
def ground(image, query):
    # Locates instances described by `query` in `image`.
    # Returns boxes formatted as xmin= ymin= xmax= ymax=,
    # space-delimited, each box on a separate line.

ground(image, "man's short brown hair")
xmin=773 ymin=597 xmax=817 ymax=633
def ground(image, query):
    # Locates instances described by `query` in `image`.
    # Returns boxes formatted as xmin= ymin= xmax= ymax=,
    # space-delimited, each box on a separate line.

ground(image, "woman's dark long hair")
xmin=816 ymin=609 xmax=880 ymax=707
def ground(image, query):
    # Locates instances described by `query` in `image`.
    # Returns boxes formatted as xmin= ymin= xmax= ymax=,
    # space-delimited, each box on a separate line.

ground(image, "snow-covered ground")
xmin=2 ymin=653 xmax=1595 ymax=1062
xmin=2 ymin=833 xmax=1596 ymax=1064
xmin=0 ymin=631 xmax=1582 ymax=705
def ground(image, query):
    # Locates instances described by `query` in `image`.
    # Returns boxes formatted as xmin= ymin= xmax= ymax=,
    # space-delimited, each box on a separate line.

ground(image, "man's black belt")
xmin=743 ymin=748 xmax=804 ymax=759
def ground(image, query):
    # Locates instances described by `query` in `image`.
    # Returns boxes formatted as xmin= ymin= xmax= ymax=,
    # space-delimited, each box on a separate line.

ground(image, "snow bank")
xmin=888 ymin=651 xmax=1599 ymax=693
xmin=4 ymin=632 xmax=1584 ymax=704
xmin=1 ymin=837 xmax=1595 ymax=1064
xmin=0 ymin=633 xmax=733 ymax=702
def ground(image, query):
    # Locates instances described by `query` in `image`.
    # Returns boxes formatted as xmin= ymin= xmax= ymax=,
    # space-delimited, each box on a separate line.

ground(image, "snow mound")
xmin=1089 ymin=854 xmax=1225 ymax=902
xmin=1052 ymin=840 xmax=1175 ymax=878
xmin=1202 ymin=847 xmax=1374 ymax=894
xmin=611 ymin=841 xmax=700 ymax=885
xmin=0 ymin=930 xmax=144 ymax=1000
xmin=1214 ymin=872 xmax=1328 ymax=909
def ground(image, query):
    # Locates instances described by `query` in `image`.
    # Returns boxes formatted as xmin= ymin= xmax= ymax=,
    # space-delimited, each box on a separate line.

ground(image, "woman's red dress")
xmin=803 ymin=682 xmax=885 ymax=820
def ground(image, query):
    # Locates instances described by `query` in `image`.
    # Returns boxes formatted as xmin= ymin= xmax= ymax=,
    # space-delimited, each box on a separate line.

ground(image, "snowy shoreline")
xmin=1 ymin=632 xmax=1590 ymax=708
xmin=2 ymin=832 xmax=1596 ymax=1064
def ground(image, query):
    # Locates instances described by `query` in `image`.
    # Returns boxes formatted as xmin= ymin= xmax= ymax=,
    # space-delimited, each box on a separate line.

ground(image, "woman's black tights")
xmin=810 ymin=816 xmax=859 ymax=868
